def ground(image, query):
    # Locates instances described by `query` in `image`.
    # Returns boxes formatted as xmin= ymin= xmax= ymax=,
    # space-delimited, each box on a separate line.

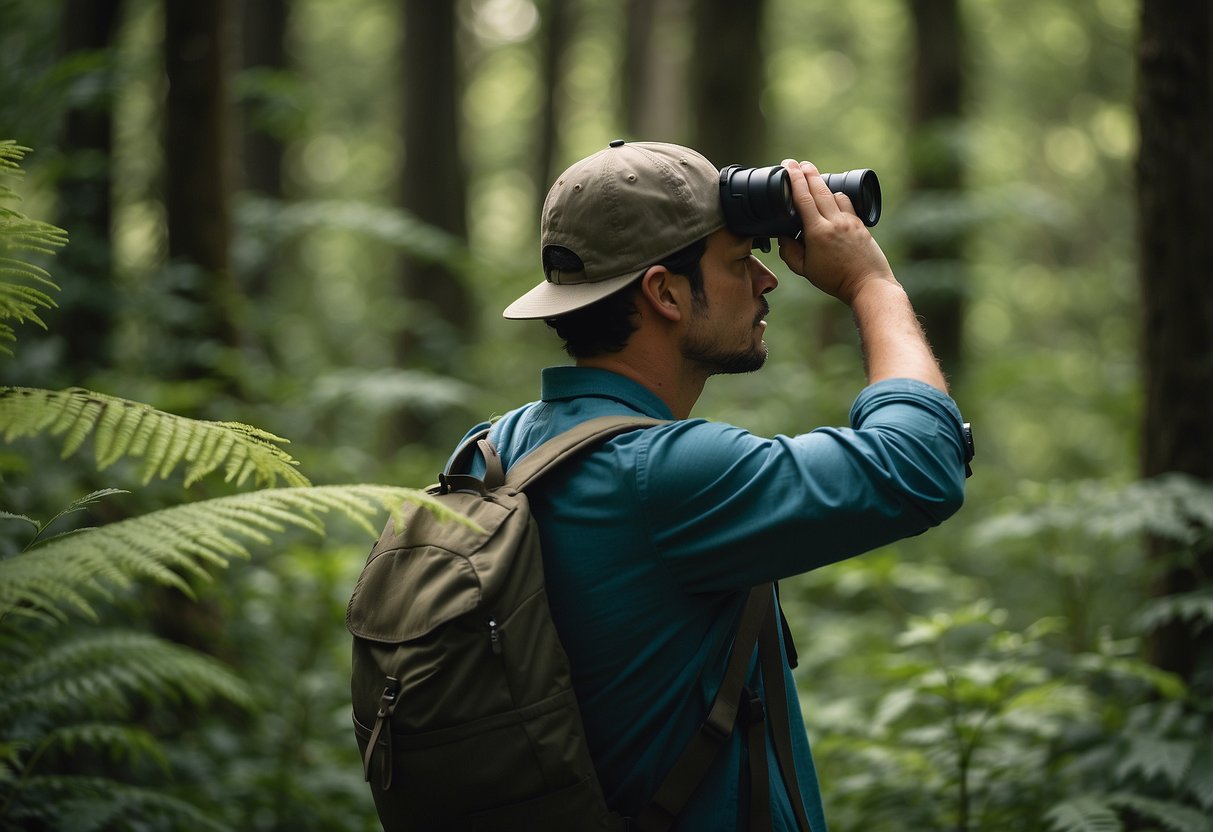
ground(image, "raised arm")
xmin=776 ymin=160 xmax=948 ymax=393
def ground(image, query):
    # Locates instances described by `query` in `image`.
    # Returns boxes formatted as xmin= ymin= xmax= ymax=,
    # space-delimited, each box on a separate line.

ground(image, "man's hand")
xmin=776 ymin=160 xmax=897 ymax=306
xmin=776 ymin=159 xmax=948 ymax=393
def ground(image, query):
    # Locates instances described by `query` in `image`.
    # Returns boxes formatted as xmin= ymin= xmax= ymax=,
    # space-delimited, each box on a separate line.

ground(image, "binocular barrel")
xmin=719 ymin=164 xmax=882 ymax=238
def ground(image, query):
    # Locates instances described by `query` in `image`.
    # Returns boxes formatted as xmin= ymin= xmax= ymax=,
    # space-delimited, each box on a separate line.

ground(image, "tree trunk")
xmin=394 ymin=0 xmax=473 ymax=443
xmin=163 ymin=0 xmax=239 ymax=380
xmin=905 ymin=0 xmax=967 ymax=378
xmin=688 ymin=0 xmax=767 ymax=167
xmin=238 ymin=0 xmax=289 ymax=199
xmin=1136 ymin=0 xmax=1213 ymax=690
xmin=237 ymin=0 xmax=290 ymax=304
xmin=535 ymin=0 xmax=575 ymax=189
xmin=54 ymin=0 xmax=123 ymax=380
xmin=623 ymin=0 xmax=686 ymax=143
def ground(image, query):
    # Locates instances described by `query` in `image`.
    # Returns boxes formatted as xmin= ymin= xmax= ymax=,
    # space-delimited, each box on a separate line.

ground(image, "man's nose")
xmin=752 ymin=257 xmax=778 ymax=295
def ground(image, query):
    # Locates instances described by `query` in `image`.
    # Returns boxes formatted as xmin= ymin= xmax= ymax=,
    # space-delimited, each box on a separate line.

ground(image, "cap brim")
xmin=502 ymin=270 xmax=643 ymax=320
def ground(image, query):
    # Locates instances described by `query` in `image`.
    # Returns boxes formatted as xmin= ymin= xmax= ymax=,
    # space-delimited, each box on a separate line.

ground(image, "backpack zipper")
xmin=363 ymin=676 xmax=400 ymax=790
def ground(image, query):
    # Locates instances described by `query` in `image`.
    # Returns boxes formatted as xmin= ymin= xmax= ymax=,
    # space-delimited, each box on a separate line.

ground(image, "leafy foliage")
xmin=0 ymin=141 xmax=65 ymax=354
xmin=0 ymin=386 xmax=312 ymax=488
xmin=0 ymin=483 xmax=443 ymax=625
xmin=808 ymin=476 xmax=1213 ymax=832
xmin=0 ymin=0 xmax=1205 ymax=829
xmin=0 ymin=140 xmax=462 ymax=831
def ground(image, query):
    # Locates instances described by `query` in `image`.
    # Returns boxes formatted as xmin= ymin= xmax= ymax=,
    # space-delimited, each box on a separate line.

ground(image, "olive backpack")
xmin=346 ymin=415 xmax=811 ymax=831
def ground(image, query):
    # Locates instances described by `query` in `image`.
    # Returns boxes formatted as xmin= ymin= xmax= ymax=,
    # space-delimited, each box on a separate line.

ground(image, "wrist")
xmin=844 ymin=273 xmax=905 ymax=310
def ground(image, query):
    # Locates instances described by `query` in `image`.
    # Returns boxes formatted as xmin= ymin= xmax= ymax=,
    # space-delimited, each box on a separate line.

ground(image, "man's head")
xmin=504 ymin=140 xmax=725 ymax=321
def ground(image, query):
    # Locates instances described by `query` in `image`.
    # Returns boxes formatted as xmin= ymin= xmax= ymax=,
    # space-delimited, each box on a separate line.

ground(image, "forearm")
xmin=849 ymin=278 xmax=948 ymax=393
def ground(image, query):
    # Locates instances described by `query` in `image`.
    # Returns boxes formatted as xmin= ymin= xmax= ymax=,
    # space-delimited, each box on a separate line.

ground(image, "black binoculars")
xmin=719 ymin=164 xmax=881 ymax=240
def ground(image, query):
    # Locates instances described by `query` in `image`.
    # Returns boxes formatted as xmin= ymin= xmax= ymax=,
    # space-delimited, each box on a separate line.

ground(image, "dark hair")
xmin=545 ymin=237 xmax=708 ymax=359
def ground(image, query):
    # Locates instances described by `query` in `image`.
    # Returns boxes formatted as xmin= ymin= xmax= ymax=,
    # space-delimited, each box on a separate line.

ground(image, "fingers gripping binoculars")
xmin=719 ymin=164 xmax=881 ymax=243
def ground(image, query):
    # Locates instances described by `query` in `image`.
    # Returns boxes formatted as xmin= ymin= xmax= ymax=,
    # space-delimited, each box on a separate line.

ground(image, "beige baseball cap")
xmin=503 ymin=140 xmax=726 ymax=320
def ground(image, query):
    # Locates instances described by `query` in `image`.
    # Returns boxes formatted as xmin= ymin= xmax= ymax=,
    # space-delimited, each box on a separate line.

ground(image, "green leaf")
xmin=1045 ymin=796 xmax=1122 ymax=832
xmin=1114 ymin=734 xmax=1196 ymax=789
xmin=0 ymin=387 xmax=311 ymax=489
xmin=1108 ymin=792 xmax=1212 ymax=832
xmin=0 ymin=484 xmax=462 ymax=624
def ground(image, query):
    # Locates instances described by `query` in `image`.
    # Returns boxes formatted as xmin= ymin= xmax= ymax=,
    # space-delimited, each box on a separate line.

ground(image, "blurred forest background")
xmin=1 ymin=0 xmax=1211 ymax=830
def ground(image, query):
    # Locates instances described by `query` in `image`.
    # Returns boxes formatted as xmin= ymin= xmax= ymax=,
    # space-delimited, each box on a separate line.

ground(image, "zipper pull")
xmin=488 ymin=616 xmax=502 ymax=654
xmin=363 ymin=676 xmax=400 ymax=789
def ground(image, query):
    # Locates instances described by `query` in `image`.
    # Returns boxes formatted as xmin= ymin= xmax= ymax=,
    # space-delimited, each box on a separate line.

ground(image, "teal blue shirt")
xmin=455 ymin=367 xmax=967 ymax=831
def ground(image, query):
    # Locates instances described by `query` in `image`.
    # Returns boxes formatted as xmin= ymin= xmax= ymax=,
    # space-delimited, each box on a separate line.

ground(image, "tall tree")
xmin=535 ymin=0 xmax=575 ymax=189
xmin=237 ymin=0 xmax=290 ymax=302
xmin=163 ymin=0 xmax=239 ymax=382
xmin=395 ymin=0 xmax=473 ymax=439
xmin=688 ymin=0 xmax=767 ymax=167
xmin=905 ymin=0 xmax=967 ymax=378
xmin=1136 ymin=0 xmax=1213 ymax=691
xmin=622 ymin=0 xmax=685 ymax=143
xmin=54 ymin=0 xmax=123 ymax=379
xmin=239 ymin=0 xmax=289 ymax=200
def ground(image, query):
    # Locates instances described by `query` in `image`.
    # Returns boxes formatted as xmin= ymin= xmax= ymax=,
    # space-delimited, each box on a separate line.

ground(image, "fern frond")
xmin=240 ymin=195 xmax=474 ymax=271
xmin=26 ymin=489 xmax=129 ymax=547
xmin=1045 ymin=796 xmax=1122 ymax=832
xmin=0 ymin=630 xmax=254 ymax=724
xmin=1114 ymin=733 xmax=1196 ymax=789
xmin=1135 ymin=590 xmax=1213 ymax=635
xmin=0 ymin=387 xmax=311 ymax=488
xmin=0 ymin=484 xmax=460 ymax=624
xmin=5 ymin=775 xmax=235 ymax=832
xmin=1107 ymin=793 xmax=1212 ymax=832
xmin=37 ymin=722 xmax=167 ymax=770
xmin=0 ymin=141 xmax=66 ymax=355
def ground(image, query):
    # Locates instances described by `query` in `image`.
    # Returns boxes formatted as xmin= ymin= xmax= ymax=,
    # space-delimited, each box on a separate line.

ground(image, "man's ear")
xmin=638 ymin=265 xmax=685 ymax=323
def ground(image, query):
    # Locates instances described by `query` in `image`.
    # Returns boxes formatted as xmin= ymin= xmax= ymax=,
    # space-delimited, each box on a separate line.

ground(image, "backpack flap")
xmin=346 ymin=492 xmax=518 ymax=644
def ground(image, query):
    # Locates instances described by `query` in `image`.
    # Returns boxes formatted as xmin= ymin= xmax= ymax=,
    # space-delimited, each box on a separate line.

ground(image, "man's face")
xmin=680 ymin=228 xmax=778 ymax=376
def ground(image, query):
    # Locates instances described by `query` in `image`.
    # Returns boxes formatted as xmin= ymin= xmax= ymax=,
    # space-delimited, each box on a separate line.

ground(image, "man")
xmin=455 ymin=141 xmax=968 ymax=830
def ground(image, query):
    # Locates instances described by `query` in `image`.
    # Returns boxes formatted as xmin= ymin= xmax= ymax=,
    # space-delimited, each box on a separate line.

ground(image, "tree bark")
xmin=1136 ymin=0 xmax=1213 ymax=689
xmin=394 ymin=0 xmax=473 ymax=443
xmin=163 ymin=0 xmax=239 ymax=379
xmin=688 ymin=0 xmax=767 ymax=167
xmin=535 ymin=0 xmax=575 ymax=190
xmin=238 ymin=0 xmax=289 ymax=198
xmin=905 ymin=0 xmax=967 ymax=378
xmin=54 ymin=0 xmax=123 ymax=379
xmin=623 ymin=0 xmax=686 ymax=143
xmin=237 ymin=0 xmax=290 ymax=304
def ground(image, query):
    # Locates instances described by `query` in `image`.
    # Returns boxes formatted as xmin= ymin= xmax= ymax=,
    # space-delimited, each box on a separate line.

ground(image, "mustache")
xmin=754 ymin=298 xmax=770 ymax=326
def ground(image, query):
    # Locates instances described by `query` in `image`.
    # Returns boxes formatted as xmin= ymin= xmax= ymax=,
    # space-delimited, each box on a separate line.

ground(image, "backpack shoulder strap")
xmin=635 ymin=585 xmax=773 ymax=831
xmin=503 ymin=415 xmax=668 ymax=491
xmin=439 ymin=427 xmax=501 ymax=494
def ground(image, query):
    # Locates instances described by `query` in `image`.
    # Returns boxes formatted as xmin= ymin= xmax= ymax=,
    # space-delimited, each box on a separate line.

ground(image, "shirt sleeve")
xmin=638 ymin=378 xmax=968 ymax=593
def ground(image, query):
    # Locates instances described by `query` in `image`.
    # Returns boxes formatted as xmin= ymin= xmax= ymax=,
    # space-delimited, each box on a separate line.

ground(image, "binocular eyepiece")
xmin=719 ymin=164 xmax=881 ymax=239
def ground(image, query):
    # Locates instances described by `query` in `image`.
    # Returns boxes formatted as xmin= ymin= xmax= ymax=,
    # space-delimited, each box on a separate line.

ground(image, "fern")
xmin=1046 ymin=796 xmax=1122 ymax=832
xmin=0 ymin=141 xmax=65 ymax=354
xmin=0 ymin=386 xmax=311 ymax=488
xmin=239 ymin=194 xmax=476 ymax=272
xmin=1107 ymin=792 xmax=1213 ymax=832
xmin=34 ymin=722 xmax=168 ymax=769
xmin=0 ymin=484 xmax=457 ymax=624
xmin=1135 ymin=589 xmax=1213 ymax=635
xmin=0 ymin=629 xmax=254 ymax=829
xmin=6 ymin=776 xmax=236 ymax=832
xmin=0 ymin=630 xmax=255 ymax=721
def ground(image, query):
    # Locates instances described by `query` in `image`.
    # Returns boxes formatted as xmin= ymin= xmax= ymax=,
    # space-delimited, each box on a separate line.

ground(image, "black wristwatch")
xmin=962 ymin=422 xmax=975 ymax=478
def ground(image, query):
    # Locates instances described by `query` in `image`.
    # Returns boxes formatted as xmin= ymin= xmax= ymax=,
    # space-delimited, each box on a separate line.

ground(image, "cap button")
xmin=608 ymin=139 xmax=626 ymax=148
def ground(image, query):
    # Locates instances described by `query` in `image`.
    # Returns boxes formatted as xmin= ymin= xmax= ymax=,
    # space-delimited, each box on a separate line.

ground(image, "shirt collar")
xmin=540 ymin=366 xmax=675 ymax=420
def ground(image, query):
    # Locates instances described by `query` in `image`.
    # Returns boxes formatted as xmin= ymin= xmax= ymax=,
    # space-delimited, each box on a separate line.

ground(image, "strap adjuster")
xmin=740 ymin=686 xmax=765 ymax=726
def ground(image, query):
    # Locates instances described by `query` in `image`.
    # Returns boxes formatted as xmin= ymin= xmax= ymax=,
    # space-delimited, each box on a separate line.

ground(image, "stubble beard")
xmin=681 ymin=300 xmax=770 ymax=377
